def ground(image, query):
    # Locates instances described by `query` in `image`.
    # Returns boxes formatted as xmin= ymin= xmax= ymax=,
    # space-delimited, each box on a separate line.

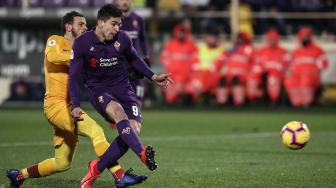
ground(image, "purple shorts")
xmin=130 ymin=79 xmax=145 ymax=101
xmin=87 ymin=85 xmax=142 ymax=123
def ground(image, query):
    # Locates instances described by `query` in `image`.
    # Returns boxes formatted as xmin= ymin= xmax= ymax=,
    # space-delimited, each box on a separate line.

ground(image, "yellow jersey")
xmin=43 ymin=35 xmax=72 ymax=105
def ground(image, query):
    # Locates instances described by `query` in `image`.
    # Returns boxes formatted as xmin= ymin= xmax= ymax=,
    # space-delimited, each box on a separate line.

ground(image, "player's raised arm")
xmin=69 ymin=39 xmax=84 ymax=121
xmin=45 ymin=36 xmax=72 ymax=65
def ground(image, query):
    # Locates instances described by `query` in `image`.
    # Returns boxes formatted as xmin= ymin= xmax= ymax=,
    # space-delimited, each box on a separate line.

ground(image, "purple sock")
xmin=97 ymin=136 xmax=128 ymax=172
xmin=116 ymin=119 xmax=144 ymax=155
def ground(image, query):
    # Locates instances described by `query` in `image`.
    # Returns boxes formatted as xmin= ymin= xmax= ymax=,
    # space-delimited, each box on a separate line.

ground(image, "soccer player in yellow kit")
xmin=7 ymin=11 xmax=146 ymax=188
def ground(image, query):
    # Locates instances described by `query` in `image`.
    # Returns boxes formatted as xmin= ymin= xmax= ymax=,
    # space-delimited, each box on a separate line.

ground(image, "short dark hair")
xmin=61 ymin=11 xmax=84 ymax=33
xmin=97 ymin=4 xmax=122 ymax=21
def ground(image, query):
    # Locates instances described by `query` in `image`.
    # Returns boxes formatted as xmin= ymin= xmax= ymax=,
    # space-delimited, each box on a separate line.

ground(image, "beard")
xmin=71 ymin=29 xmax=79 ymax=38
xmin=122 ymin=4 xmax=130 ymax=13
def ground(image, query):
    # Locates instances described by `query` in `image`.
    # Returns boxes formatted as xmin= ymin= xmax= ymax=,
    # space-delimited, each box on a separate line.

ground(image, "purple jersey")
xmin=69 ymin=29 xmax=154 ymax=109
xmin=121 ymin=12 xmax=149 ymax=57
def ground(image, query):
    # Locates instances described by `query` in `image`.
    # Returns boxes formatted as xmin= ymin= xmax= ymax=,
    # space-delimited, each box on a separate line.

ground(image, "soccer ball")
xmin=280 ymin=121 xmax=310 ymax=150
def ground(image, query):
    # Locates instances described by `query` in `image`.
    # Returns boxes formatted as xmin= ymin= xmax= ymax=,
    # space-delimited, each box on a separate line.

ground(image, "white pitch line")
xmin=0 ymin=132 xmax=276 ymax=148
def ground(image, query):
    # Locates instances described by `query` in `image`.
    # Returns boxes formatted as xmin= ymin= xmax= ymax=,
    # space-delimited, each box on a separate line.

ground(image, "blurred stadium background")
xmin=0 ymin=0 xmax=336 ymax=107
xmin=1 ymin=0 xmax=336 ymax=187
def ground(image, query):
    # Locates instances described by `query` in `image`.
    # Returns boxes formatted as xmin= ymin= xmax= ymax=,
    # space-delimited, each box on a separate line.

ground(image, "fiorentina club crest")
xmin=114 ymin=41 xmax=120 ymax=51
xmin=132 ymin=20 xmax=139 ymax=28
xmin=89 ymin=58 xmax=98 ymax=68
xmin=121 ymin=127 xmax=131 ymax=135
xmin=98 ymin=96 xmax=104 ymax=103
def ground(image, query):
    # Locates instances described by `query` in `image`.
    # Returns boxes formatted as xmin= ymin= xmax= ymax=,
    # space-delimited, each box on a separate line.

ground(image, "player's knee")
xmin=106 ymin=102 xmax=128 ymax=122
xmin=55 ymin=158 xmax=71 ymax=172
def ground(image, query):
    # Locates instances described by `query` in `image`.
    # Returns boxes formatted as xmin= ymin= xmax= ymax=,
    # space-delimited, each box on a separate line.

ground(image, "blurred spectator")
xmin=284 ymin=27 xmax=329 ymax=107
xmin=160 ymin=21 xmax=198 ymax=104
xmin=237 ymin=3 xmax=254 ymax=37
xmin=246 ymin=30 xmax=289 ymax=105
xmin=215 ymin=32 xmax=255 ymax=106
xmin=7 ymin=79 xmax=32 ymax=101
xmin=185 ymin=26 xmax=224 ymax=104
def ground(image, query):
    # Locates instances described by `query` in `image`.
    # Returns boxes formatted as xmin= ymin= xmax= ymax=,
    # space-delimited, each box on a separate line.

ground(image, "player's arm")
xmin=124 ymin=36 xmax=173 ymax=87
xmin=45 ymin=36 xmax=71 ymax=65
xmin=69 ymin=39 xmax=85 ymax=121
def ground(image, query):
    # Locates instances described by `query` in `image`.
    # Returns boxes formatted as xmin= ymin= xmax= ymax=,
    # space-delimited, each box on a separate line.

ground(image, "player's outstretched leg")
xmin=115 ymin=168 xmax=147 ymax=188
xmin=115 ymin=120 xmax=158 ymax=171
xmin=7 ymin=169 xmax=24 ymax=188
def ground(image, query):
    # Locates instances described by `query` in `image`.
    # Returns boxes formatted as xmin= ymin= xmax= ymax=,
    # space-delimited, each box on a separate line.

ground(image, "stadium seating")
xmin=41 ymin=0 xmax=65 ymax=8
xmin=92 ymin=0 xmax=114 ymax=7
xmin=67 ymin=0 xmax=90 ymax=7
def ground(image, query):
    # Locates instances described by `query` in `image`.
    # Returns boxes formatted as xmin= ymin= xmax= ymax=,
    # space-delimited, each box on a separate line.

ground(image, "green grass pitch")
xmin=0 ymin=108 xmax=336 ymax=188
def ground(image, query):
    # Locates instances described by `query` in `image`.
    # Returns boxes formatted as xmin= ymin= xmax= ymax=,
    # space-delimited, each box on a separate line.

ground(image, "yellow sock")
xmin=111 ymin=164 xmax=123 ymax=173
xmin=21 ymin=168 xmax=29 ymax=179
xmin=110 ymin=164 xmax=124 ymax=181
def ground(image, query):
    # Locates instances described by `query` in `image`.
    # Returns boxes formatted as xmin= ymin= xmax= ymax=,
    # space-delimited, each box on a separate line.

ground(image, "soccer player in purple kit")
xmin=115 ymin=0 xmax=151 ymax=107
xmin=69 ymin=4 xmax=173 ymax=188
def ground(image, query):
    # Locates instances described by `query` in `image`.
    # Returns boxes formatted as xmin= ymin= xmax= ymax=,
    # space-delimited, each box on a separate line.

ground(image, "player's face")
xmin=71 ymin=16 xmax=87 ymax=38
xmin=101 ymin=17 xmax=122 ymax=41
xmin=115 ymin=0 xmax=132 ymax=13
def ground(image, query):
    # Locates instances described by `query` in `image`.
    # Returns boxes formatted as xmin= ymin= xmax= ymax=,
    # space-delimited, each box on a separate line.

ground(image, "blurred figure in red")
xmin=284 ymin=27 xmax=328 ymax=107
xmin=185 ymin=27 xmax=224 ymax=104
xmin=160 ymin=21 xmax=198 ymax=104
xmin=246 ymin=30 xmax=289 ymax=105
xmin=216 ymin=32 xmax=255 ymax=106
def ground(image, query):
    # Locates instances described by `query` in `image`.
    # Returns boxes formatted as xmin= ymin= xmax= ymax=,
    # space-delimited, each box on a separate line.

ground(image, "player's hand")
xmin=71 ymin=107 xmax=84 ymax=121
xmin=151 ymin=73 xmax=174 ymax=88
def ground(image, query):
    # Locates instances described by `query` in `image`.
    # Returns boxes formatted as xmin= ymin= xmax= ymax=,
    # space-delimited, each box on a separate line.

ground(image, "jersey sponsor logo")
xmin=114 ymin=41 xmax=120 ymax=51
xmin=89 ymin=58 xmax=98 ymax=68
xmin=125 ymin=31 xmax=139 ymax=39
xmin=48 ymin=40 xmax=56 ymax=46
xmin=99 ymin=57 xmax=119 ymax=67
xmin=121 ymin=127 xmax=131 ymax=135
xmin=98 ymin=96 xmax=104 ymax=103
